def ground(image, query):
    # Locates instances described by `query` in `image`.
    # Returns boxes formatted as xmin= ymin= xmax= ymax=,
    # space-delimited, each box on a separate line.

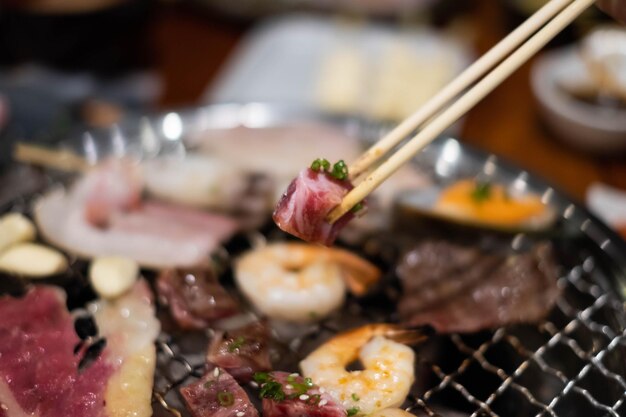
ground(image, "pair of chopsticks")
xmin=13 ymin=143 xmax=90 ymax=173
xmin=327 ymin=0 xmax=596 ymax=224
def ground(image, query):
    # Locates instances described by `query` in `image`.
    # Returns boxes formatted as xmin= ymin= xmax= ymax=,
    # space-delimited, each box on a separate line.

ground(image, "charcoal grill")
xmin=2 ymin=104 xmax=625 ymax=417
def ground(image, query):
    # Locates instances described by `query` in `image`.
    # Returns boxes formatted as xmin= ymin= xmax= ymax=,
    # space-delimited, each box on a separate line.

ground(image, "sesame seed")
xmin=249 ymin=381 xmax=258 ymax=388
xmin=213 ymin=367 xmax=220 ymax=377
xmin=285 ymin=384 xmax=293 ymax=390
xmin=236 ymin=412 xmax=245 ymax=417
xmin=290 ymin=372 xmax=299 ymax=377
xmin=299 ymin=394 xmax=309 ymax=401
xmin=319 ymin=399 xmax=328 ymax=406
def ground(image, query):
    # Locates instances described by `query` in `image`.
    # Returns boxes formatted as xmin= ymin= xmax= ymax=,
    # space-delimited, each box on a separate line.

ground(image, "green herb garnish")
xmin=254 ymin=372 xmax=286 ymax=400
xmin=227 ymin=336 xmax=246 ymax=353
xmin=253 ymin=372 xmax=270 ymax=384
xmin=347 ymin=407 xmax=360 ymax=416
xmin=217 ymin=391 xmax=234 ymax=406
xmin=259 ymin=381 xmax=286 ymax=401
xmin=351 ymin=393 xmax=360 ymax=401
xmin=204 ymin=380 xmax=215 ymax=389
xmin=310 ymin=158 xmax=350 ymax=181
xmin=254 ymin=372 xmax=314 ymax=403
xmin=331 ymin=160 xmax=349 ymax=181
xmin=470 ymin=181 xmax=492 ymax=203
xmin=350 ymin=202 xmax=364 ymax=213
xmin=311 ymin=158 xmax=331 ymax=172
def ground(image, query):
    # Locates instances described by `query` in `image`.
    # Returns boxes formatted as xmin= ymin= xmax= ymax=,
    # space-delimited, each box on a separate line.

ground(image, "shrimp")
xmin=300 ymin=324 xmax=426 ymax=415
xmin=234 ymin=243 xmax=380 ymax=322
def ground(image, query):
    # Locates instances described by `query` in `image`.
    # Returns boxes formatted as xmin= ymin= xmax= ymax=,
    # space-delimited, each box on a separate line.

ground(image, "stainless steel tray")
xmin=3 ymin=103 xmax=626 ymax=417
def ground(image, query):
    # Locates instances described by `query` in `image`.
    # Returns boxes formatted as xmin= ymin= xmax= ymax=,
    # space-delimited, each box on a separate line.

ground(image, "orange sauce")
xmin=436 ymin=179 xmax=547 ymax=227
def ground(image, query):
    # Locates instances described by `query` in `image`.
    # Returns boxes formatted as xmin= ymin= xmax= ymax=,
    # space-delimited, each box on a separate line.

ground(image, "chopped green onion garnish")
xmin=253 ymin=372 xmax=270 ymax=384
xmin=310 ymin=158 xmax=350 ymax=181
xmin=331 ymin=160 xmax=349 ymax=180
xmin=350 ymin=202 xmax=364 ymax=213
xmin=470 ymin=181 xmax=492 ymax=203
xmin=217 ymin=391 xmax=234 ymax=406
xmin=347 ymin=407 xmax=360 ymax=416
xmin=291 ymin=381 xmax=310 ymax=395
xmin=203 ymin=380 xmax=215 ymax=389
xmin=259 ymin=381 xmax=285 ymax=401
xmin=311 ymin=158 xmax=331 ymax=172
xmin=303 ymin=377 xmax=314 ymax=388
xmin=227 ymin=336 xmax=246 ymax=352
xmin=351 ymin=393 xmax=360 ymax=401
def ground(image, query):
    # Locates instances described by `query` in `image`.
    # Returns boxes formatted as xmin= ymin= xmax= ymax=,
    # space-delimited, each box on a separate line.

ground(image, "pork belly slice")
xmin=82 ymin=158 xmax=143 ymax=227
xmin=34 ymin=159 xmax=239 ymax=269
xmin=261 ymin=372 xmax=345 ymax=417
xmin=273 ymin=168 xmax=356 ymax=246
xmin=90 ymin=280 xmax=161 ymax=417
xmin=398 ymin=241 xmax=561 ymax=333
xmin=0 ymin=280 xmax=159 ymax=417
xmin=180 ymin=368 xmax=258 ymax=417
xmin=206 ymin=321 xmax=271 ymax=383
xmin=157 ymin=268 xmax=240 ymax=330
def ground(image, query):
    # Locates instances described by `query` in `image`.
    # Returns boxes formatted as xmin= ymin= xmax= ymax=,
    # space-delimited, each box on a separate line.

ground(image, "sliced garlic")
xmin=89 ymin=256 xmax=139 ymax=299
xmin=0 ymin=213 xmax=36 ymax=253
xmin=0 ymin=243 xmax=67 ymax=277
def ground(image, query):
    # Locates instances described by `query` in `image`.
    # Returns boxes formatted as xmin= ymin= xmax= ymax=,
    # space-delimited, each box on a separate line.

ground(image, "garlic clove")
xmin=0 ymin=243 xmax=67 ymax=278
xmin=89 ymin=256 xmax=139 ymax=299
xmin=0 ymin=213 xmax=36 ymax=254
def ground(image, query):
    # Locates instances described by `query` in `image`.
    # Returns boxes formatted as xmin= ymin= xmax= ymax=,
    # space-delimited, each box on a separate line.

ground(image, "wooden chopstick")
xmin=348 ymin=0 xmax=574 ymax=179
xmin=13 ymin=143 xmax=91 ymax=173
xmin=328 ymin=0 xmax=596 ymax=224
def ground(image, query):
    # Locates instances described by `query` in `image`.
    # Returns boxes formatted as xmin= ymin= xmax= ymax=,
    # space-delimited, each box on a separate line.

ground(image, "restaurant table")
xmin=152 ymin=0 xmax=626 ymax=204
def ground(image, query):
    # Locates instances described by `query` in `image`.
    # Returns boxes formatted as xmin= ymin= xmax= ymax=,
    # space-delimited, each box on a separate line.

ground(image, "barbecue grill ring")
xmin=1 ymin=103 xmax=624 ymax=417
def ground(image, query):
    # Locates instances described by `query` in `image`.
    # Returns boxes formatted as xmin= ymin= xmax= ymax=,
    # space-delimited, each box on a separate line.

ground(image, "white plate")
xmin=205 ymin=14 xmax=472 ymax=131
xmin=531 ymin=46 xmax=626 ymax=153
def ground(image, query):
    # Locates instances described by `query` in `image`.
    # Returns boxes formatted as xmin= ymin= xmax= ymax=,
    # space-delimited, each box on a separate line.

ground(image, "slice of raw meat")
xmin=157 ymin=268 xmax=240 ymax=330
xmin=180 ymin=368 xmax=258 ymax=417
xmin=0 ymin=281 xmax=159 ymax=417
xmin=273 ymin=168 xmax=356 ymax=246
xmin=34 ymin=159 xmax=238 ymax=269
xmin=206 ymin=321 xmax=271 ymax=383
xmin=261 ymin=372 xmax=346 ymax=417
xmin=398 ymin=241 xmax=561 ymax=333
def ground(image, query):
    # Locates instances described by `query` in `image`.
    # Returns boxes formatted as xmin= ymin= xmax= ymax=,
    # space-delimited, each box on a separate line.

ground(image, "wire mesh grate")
xmin=151 ymin=231 xmax=626 ymax=417
xmin=1 ymin=151 xmax=624 ymax=417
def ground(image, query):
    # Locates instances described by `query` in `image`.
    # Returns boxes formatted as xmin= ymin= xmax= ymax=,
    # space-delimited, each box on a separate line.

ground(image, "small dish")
xmin=531 ymin=46 xmax=626 ymax=153
xmin=395 ymin=180 xmax=557 ymax=234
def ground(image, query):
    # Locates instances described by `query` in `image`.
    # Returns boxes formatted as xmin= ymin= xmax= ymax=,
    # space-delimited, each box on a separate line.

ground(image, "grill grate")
xmin=410 ymin=260 xmax=626 ymax=417
xmin=151 ymin=230 xmax=626 ymax=417
xmin=1 ymin=142 xmax=625 ymax=417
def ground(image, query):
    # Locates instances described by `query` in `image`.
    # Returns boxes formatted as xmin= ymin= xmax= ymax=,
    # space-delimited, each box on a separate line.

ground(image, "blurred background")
xmin=0 ymin=0 xmax=625 ymax=228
